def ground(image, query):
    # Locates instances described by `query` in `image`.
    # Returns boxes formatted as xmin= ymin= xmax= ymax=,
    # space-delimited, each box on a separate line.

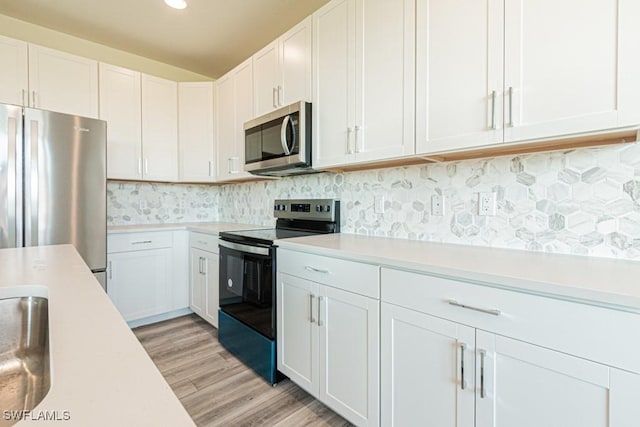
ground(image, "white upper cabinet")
xmin=28 ymin=44 xmax=99 ymax=118
xmin=503 ymin=0 xmax=640 ymax=143
xmin=415 ymin=0 xmax=503 ymax=153
xmin=141 ymin=74 xmax=178 ymax=182
xmin=417 ymin=0 xmax=640 ymax=155
xmin=0 ymin=35 xmax=28 ymax=106
xmin=253 ymin=17 xmax=312 ymax=117
xmin=99 ymin=63 xmax=142 ymax=180
xmin=313 ymin=0 xmax=415 ymax=169
xmin=215 ymin=58 xmax=253 ymax=181
xmin=178 ymin=82 xmax=215 ymax=182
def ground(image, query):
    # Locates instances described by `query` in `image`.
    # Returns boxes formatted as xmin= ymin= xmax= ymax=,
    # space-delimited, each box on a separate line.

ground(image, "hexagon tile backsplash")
xmin=108 ymin=142 xmax=640 ymax=260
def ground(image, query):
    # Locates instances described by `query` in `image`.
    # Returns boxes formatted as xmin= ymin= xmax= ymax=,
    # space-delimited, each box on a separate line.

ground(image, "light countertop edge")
xmin=108 ymin=222 xmax=267 ymax=235
xmin=0 ymin=245 xmax=195 ymax=426
xmin=274 ymin=233 xmax=640 ymax=312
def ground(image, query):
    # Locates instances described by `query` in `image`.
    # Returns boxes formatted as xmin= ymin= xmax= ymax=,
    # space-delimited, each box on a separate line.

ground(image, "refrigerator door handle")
xmin=25 ymin=119 xmax=39 ymax=246
xmin=6 ymin=117 xmax=17 ymax=247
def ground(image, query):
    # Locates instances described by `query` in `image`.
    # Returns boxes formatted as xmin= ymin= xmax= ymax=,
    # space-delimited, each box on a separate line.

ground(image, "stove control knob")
xmin=316 ymin=204 xmax=322 ymax=212
xmin=325 ymin=205 xmax=331 ymax=212
xmin=281 ymin=204 xmax=287 ymax=211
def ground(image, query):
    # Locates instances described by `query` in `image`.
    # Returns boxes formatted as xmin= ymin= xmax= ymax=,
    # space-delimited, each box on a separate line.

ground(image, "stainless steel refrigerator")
xmin=0 ymin=103 xmax=107 ymax=287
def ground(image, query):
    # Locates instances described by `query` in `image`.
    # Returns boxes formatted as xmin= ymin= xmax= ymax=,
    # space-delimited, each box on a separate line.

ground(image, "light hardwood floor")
xmin=133 ymin=314 xmax=352 ymax=427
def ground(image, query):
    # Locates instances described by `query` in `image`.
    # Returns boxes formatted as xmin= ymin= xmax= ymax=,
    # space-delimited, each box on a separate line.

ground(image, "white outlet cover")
xmin=374 ymin=196 xmax=385 ymax=214
xmin=431 ymin=194 xmax=445 ymax=216
xmin=478 ymin=192 xmax=496 ymax=216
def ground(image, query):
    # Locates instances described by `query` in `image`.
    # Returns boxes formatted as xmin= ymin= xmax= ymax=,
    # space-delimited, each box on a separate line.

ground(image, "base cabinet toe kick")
xmin=276 ymin=248 xmax=640 ymax=427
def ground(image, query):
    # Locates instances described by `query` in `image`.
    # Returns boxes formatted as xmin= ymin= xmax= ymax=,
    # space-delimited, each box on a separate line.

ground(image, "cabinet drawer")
xmin=190 ymin=232 xmax=218 ymax=253
xmin=278 ymin=248 xmax=379 ymax=298
xmin=107 ymin=231 xmax=173 ymax=253
xmin=382 ymin=267 xmax=640 ymax=374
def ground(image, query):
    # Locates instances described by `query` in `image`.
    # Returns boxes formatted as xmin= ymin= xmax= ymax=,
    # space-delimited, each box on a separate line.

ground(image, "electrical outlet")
xmin=139 ymin=200 xmax=147 ymax=210
xmin=374 ymin=196 xmax=385 ymax=214
xmin=179 ymin=200 xmax=186 ymax=210
xmin=431 ymin=194 xmax=445 ymax=216
xmin=478 ymin=192 xmax=496 ymax=216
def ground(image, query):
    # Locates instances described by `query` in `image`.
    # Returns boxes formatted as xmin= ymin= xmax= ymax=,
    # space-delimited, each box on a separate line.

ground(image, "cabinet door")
xmin=178 ymin=82 xmax=215 ymax=182
xmin=215 ymin=73 xmax=235 ymax=181
xmin=141 ymin=74 xmax=178 ymax=181
xmin=416 ymin=0 xmax=503 ymax=154
xmin=277 ymin=272 xmax=319 ymax=396
xmin=233 ymin=60 xmax=253 ymax=179
xmin=313 ymin=0 xmax=357 ymax=168
xmin=503 ymin=0 xmax=640 ymax=142
xmin=253 ymin=41 xmax=280 ymax=117
xmin=203 ymin=250 xmax=219 ymax=327
xmin=0 ymin=35 xmax=28 ymax=106
xmin=28 ymin=44 xmax=99 ymax=118
xmin=476 ymin=331 xmax=614 ymax=427
xmin=189 ymin=248 xmax=206 ymax=318
xmin=381 ymin=303 xmax=474 ymax=427
xmin=215 ymin=60 xmax=252 ymax=181
xmin=318 ymin=284 xmax=379 ymax=427
xmin=99 ymin=63 xmax=142 ymax=180
xmin=357 ymin=0 xmax=415 ymax=163
xmin=280 ymin=16 xmax=313 ymax=107
xmin=107 ymin=248 xmax=173 ymax=322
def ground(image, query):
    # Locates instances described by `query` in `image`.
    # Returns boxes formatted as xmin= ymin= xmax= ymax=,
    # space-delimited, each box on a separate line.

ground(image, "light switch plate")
xmin=374 ymin=196 xmax=385 ymax=214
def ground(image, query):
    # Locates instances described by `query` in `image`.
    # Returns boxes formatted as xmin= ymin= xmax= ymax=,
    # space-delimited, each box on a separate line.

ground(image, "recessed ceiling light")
xmin=164 ymin=0 xmax=187 ymax=10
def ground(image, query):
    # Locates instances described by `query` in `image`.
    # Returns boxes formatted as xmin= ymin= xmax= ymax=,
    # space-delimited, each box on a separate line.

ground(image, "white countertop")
xmin=108 ymin=222 xmax=267 ymax=235
xmin=0 ymin=245 xmax=195 ymax=426
xmin=275 ymin=233 xmax=640 ymax=312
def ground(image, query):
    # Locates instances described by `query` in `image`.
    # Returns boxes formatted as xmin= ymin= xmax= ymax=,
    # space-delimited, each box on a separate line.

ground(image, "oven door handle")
xmin=219 ymin=239 xmax=271 ymax=256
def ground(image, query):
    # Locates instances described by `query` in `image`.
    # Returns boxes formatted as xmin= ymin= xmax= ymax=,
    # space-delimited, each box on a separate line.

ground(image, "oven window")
xmin=219 ymin=245 xmax=275 ymax=339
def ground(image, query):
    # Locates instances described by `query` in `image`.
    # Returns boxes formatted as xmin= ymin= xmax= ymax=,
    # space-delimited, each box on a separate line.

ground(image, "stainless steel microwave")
xmin=244 ymin=101 xmax=314 ymax=177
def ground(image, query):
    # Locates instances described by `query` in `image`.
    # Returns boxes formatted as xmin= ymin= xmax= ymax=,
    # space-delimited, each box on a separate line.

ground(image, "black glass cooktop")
xmin=219 ymin=228 xmax=318 ymax=246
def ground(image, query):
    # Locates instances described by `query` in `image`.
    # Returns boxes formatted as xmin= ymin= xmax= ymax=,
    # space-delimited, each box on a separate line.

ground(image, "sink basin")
xmin=0 ymin=296 xmax=50 ymax=427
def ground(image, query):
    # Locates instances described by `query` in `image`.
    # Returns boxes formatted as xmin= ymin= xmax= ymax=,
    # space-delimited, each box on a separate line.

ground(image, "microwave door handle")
xmin=280 ymin=115 xmax=296 ymax=155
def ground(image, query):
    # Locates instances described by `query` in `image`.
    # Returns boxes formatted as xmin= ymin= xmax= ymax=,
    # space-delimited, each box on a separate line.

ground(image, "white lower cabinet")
xmin=107 ymin=230 xmax=188 ymax=325
xmin=381 ymin=267 xmax=640 ymax=427
xmin=277 ymin=271 xmax=379 ymax=427
xmin=189 ymin=232 xmax=219 ymax=327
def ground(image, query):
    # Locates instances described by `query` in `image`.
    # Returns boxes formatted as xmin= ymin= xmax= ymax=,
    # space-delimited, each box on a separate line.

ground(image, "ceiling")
xmin=0 ymin=0 xmax=329 ymax=78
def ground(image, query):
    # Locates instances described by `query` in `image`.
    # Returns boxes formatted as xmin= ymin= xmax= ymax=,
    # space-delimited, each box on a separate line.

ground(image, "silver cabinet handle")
xmin=278 ymin=85 xmax=282 ymax=106
xmin=108 ymin=261 xmax=112 ymax=280
xmin=202 ymin=257 xmax=207 ymax=275
xmin=197 ymin=240 xmax=208 ymax=245
xmin=317 ymin=296 xmax=323 ymax=326
xmin=131 ymin=240 xmax=152 ymax=245
xmin=21 ymin=89 xmax=26 ymax=106
xmin=6 ymin=117 xmax=18 ymax=247
xmin=144 ymin=158 xmax=149 ymax=175
xmin=460 ymin=343 xmax=467 ymax=390
xmin=208 ymin=161 xmax=213 ymax=177
xmin=479 ymin=349 xmax=487 ymax=398
xmin=305 ymin=266 xmax=330 ymax=274
xmin=198 ymin=257 xmax=203 ymax=274
xmin=309 ymin=294 xmax=316 ymax=323
xmin=31 ymin=90 xmax=36 ymax=108
xmin=490 ymin=90 xmax=497 ymax=130
xmin=346 ymin=127 xmax=353 ymax=154
xmin=448 ymin=299 xmax=501 ymax=316
xmin=354 ymin=125 xmax=361 ymax=153
xmin=137 ymin=158 xmax=142 ymax=177
xmin=272 ymin=87 xmax=277 ymax=108
xmin=507 ymin=86 xmax=514 ymax=128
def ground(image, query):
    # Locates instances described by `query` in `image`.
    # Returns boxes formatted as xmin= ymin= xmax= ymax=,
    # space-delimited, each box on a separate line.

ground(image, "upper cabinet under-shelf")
xmin=415 ymin=0 xmax=640 ymax=155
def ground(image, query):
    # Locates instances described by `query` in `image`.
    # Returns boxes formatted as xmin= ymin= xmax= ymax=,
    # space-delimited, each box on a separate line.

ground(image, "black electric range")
xmin=217 ymin=199 xmax=340 ymax=384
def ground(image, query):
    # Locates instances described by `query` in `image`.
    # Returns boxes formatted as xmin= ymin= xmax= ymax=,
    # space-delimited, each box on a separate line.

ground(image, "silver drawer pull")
xmin=479 ymin=349 xmax=487 ymax=398
xmin=448 ymin=300 xmax=501 ymax=316
xmin=305 ymin=266 xmax=330 ymax=274
xmin=309 ymin=294 xmax=316 ymax=323
xmin=197 ymin=240 xmax=208 ymax=245
xmin=459 ymin=343 xmax=467 ymax=390
xmin=131 ymin=240 xmax=152 ymax=245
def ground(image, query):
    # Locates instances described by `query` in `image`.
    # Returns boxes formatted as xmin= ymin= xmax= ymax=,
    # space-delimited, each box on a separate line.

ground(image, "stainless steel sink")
xmin=0 ymin=296 xmax=50 ymax=427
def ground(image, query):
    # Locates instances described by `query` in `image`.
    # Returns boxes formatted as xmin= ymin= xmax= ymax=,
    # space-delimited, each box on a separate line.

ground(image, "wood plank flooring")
xmin=133 ymin=314 xmax=352 ymax=427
